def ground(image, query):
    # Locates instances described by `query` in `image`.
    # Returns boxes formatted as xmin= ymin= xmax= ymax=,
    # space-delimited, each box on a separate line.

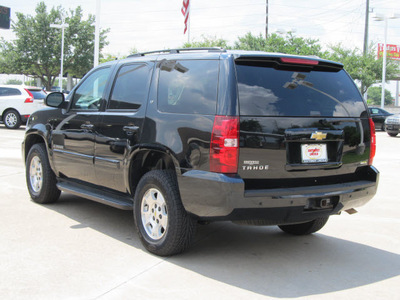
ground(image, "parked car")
xmin=384 ymin=114 xmax=400 ymax=137
xmin=22 ymin=48 xmax=379 ymax=256
xmin=0 ymin=85 xmax=46 ymax=129
xmin=368 ymin=107 xmax=393 ymax=130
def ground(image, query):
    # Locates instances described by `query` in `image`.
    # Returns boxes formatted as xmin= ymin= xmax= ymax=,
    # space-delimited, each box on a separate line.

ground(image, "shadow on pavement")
xmin=0 ymin=125 xmax=26 ymax=131
xmin=48 ymin=193 xmax=400 ymax=298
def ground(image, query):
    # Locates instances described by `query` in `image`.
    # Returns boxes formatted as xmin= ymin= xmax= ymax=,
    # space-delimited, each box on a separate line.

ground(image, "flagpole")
xmin=188 ymin=0 xmax=191 ymax=43
xmin=182 ymin=0 xmax=190 ymax=43
xmin=94 ymin=0 xmax=101 ymax=67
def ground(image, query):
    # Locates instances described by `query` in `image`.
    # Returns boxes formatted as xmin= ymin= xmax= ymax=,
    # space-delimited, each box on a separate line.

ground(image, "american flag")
xmin=181 ymin=0 xmax=190 ymax=34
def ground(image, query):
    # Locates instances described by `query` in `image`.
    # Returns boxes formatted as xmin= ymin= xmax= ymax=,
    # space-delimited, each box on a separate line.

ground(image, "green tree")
xmin=0 ymin=2 xmax=108 ymax=90
xmin=234 ymin=32 xmax=326 ymax=56
xmin=233 ymin=32 xmax=267 ymax=51
xmin=324 ymin=44 xmax=400 ymax=95
xmin=100 ymin=53 xmax=118 ymax=64
xmin=367 ymin=86 xmax=393 ymax=106
xmin=5 ymin=79 xmax=23 ymax=85
xmin=182 ymin=35 xmax=230 ymax=49
xmin=100 ymin=48 xmax=138 ymax=64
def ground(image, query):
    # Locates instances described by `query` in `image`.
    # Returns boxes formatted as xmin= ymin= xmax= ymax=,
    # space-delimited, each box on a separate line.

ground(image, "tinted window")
xmin=109 ymin=64 xmax=151 ymax=110
xmin=71 ymin=67 xmax=111 ymax=110
xmin=28 ymin=89 xmax=47 ymax=99
xmin=158 ymin=60 xmax=218 ymax=115
xmin=370 ymin=108 xmax=379 ymax=115
xmin=236 ymin=64 xmax=366 ymax=117
xmin=0 ymin=88 xmax=22 ymax=96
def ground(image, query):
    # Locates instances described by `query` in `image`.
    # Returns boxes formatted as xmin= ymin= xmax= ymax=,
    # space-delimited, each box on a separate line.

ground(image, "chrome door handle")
xmin=123 ymin=126 xmax=139 ymax=133
xmin=80 ymin=124 xmax=94 ymax=130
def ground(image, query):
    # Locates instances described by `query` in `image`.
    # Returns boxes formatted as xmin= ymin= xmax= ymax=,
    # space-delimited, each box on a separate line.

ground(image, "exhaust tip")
xmin=345 ymin=208 xmax=358 ymax=215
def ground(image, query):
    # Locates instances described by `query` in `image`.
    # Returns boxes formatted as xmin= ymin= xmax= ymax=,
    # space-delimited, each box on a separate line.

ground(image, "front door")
xmin=52 ymin=67 xmax=112 ymax=184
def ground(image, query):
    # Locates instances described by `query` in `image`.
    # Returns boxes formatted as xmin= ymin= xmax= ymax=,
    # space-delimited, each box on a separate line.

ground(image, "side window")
xmin=157 ymin=60 xmax=219 ymax=115
xmin=9 ymin=88 xmax=22 ymax=96
xmin=71 ymin=67 xmax=111 ymax=110
xmin=108 ymin=64 xmax=151 ymax=110
xmin=0 ymin=88 xmax=22 ymax=96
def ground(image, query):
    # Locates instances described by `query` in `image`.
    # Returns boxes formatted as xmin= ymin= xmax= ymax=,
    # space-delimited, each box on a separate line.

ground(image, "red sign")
xmin=377 ymin=43 xmax=400 ymax=61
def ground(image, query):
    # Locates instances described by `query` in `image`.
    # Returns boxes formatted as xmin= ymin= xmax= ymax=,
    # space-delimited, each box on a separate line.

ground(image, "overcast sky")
xmin=1 ymin=0 xmax=400 ymax=93
xmin=1 ymin=0 xmax=399 ymax=56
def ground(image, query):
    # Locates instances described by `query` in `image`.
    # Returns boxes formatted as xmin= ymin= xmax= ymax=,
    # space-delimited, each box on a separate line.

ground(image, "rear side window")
xmin=109 ymin=64 xmax=151 ymax=110
xmin=0 ymin=88 xmax=22 ymax=96
xmin=157 ymin=60 xmax=219 ymax=115
xmin=236 ymin=63 xmax=366 ymax=117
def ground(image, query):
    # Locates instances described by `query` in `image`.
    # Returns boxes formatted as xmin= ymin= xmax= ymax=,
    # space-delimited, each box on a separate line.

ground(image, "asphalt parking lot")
xmin=0 ymin=125 xmax=399 ymax=300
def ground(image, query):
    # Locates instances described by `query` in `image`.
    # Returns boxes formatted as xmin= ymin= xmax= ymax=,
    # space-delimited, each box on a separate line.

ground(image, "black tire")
xmin=278 ymin=217 xmax=329 ymax=235
xmin=133 ymin=170 xmax=196 ymax=256
xmin=388 ymin=132 xmax=398 ymax=137
xmin=26 ymin=143 xmax=61 ymax=204
xmin=4 ymin=109 xmax=21 ymax=129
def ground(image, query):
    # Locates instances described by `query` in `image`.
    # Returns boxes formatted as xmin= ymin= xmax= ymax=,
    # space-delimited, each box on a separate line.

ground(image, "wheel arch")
xmin=2 ymin=107 xmax=21 ymax=118
xmin=23 ymin=131 xmax=51 ymax=167
xmin=127 ymin=147 xmax=179 ymax=196
xmin=2 ymin=108 xmax=22 ymax=129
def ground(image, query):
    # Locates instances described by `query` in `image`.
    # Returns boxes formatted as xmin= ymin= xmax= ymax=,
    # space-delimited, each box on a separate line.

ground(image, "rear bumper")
xmin=20 ymin=114 xmax=30 ymax=123
xmin=178 ymin=166 xmax=379 ymax=223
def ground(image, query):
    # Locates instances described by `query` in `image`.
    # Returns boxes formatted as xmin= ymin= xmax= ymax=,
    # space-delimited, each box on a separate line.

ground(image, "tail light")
xmin=24 ymin=89 xmax=34 ymax=103
xmin=368 ymin=118 xmax=376 ymax=165
xmin=210 ymin=116 xmax=239 ymax=173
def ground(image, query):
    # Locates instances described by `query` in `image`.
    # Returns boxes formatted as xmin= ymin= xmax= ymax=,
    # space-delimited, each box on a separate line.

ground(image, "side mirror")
xmin=45 ymin=92 xmax=65 ymax=108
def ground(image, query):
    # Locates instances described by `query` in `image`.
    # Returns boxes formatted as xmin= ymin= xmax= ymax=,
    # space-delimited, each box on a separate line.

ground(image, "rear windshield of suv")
xmin=236 ymin=63 xmax=366 ymax=117
xmin=28 ymin=89 xmax=47 ymax=100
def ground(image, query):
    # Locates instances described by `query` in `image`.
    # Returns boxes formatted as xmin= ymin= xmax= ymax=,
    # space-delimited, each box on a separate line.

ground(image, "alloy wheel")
xmin=5 ymin=112 xmax=17 ymax=128
xmin=141 ymin=188 xmax=168 ymax=240
xmin=29 ymin=156 xmax=43 ymax=194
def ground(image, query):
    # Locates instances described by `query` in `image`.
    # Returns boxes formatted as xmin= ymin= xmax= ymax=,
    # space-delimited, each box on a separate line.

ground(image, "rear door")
xmin=235 ymin=57 xmax=371 ymax=189
xmin=0 ymin=87 xmax=24 ymax=114
xmin=94 ymin=62 xmax=153 ymax=192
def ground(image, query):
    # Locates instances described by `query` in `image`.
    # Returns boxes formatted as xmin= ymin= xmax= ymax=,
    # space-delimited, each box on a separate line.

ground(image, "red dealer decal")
xmin=308 ymin=147 xmax=321 ymax=156
xmin=301 ymin=144 xmax=328 ymax=163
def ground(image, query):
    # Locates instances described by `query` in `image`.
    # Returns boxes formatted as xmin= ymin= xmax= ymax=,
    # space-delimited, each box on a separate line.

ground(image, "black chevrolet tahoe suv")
xmin=23 ymin=48 xmax=379 ymax=256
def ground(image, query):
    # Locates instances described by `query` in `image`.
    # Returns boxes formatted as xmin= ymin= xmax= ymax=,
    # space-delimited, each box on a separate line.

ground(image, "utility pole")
xmin=362 ymin=0 xmax=370 ymax=99
xmin=363 ymin=0 xmax=370 ymax=55
xmin=265 ymin=0 xmax=269 ymax=39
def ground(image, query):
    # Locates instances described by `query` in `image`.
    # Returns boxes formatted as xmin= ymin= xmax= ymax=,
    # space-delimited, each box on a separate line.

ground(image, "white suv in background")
xmin=0 ymin=85 xmax=46 ymax=129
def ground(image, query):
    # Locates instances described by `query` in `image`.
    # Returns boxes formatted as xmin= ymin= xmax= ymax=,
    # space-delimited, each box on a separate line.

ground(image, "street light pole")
xmin=381 ymin=17 xmax=388 ymax=109
xmin=50 ymin=16 xmax=69 ymax=93
xmin=374 ymin=13 xmax=400 ymax=108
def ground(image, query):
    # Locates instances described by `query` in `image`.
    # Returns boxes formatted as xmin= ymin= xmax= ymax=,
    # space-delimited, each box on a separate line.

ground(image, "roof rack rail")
xmin=128 ymin=47 xmax=226 ymax=58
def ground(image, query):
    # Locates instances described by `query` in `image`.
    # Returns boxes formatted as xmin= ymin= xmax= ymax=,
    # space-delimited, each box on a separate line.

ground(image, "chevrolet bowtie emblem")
xmin=311 ymin=131 xmax=327 ymax=140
